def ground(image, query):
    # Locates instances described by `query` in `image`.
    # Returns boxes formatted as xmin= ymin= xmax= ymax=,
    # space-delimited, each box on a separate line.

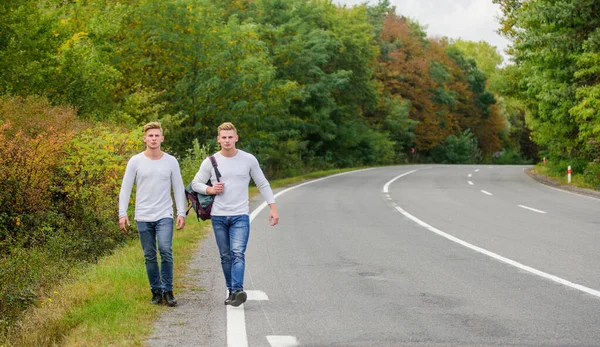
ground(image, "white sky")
xmin=335 ymin=0 xmax=512 ymax=62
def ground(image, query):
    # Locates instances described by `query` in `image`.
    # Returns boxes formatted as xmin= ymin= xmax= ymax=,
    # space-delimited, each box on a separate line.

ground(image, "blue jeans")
xmin=136 ymin=218 xmax=174 ymax=293
xmin=211 ymin=215 xmax=250 ymax=292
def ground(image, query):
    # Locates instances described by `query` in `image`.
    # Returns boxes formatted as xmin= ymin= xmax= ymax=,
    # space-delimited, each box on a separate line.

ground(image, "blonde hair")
xmin=217 ymin=122 xmax=237 ymax=135
xmin=143 ymin=121 xmax=162 ymax=134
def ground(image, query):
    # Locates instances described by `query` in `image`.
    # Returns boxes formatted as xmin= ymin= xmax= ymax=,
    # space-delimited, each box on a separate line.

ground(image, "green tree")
xmin=495 ymin=0 xmax=600 ymax=162
xmin=449 ymin=39 xmax=503 ymax=78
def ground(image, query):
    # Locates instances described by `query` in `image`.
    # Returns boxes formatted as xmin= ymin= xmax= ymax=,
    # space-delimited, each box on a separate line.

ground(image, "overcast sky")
xmin=335 ymin=0 xmax=512 ymax=62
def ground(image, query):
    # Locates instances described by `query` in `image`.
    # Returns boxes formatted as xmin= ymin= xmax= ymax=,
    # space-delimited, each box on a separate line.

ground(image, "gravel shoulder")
xmin=145 ymin=194 xmax=268 ymax=347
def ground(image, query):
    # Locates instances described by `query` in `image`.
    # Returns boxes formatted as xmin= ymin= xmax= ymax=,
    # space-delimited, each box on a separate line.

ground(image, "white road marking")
xmin=468 ymin=174 xmax=472 ymax=178
xmin=227 ymin=305 xmax=248 ymax=347
xmin=468 ymin=181 xmax=474 ymax=185
xmin=481 ymin=190 xmax=493 ymax=196
xmin=252 ymin=169 xmax=374 ymax=221
xmin=518 ymin=205 xmax=547 ymax=214
xmin=229 ymin=169 xmax=373 ymax=347
xmin=267 ymin=335 xmax=300 ymax=347
xmin=475 ymin=169 xmax=480 ymax=172
xmin=384 ymin=172 xmax=600 ymax=300
xmin=247 ymin=290 xmax=269 ymax=301
xmin=382 ymin=169 xmax=417 ymax=193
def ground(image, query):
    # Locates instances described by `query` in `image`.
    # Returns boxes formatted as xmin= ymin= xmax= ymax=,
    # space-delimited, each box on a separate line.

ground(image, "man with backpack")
xmin=118 ymin=122 xmax=186 ymax=307
xmin=191 ymin=122 xmax=279 ymax=307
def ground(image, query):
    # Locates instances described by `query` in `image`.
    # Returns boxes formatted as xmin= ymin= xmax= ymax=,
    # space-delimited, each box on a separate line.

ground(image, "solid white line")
xmin=267 ymin=335 xmax=299 ymax=347
xmin=481 ymin=190 xmax=493 ymax=196
xmin=518 ymin=205 xmax=547 ymax=214
xmin=251 ymin=169 xmax=374 ymax=221
xmin=228 ymin=169 xmax=373 ymax=347
xmin=384 ymin=172 xmax=600 ymax=300
xmin=468 ymin=181 xmax=474 ymax=186
xmin=382 ymin=170 xmax=418 ymax=193
xmin=227 ymin=305 xmax=248 ymax=347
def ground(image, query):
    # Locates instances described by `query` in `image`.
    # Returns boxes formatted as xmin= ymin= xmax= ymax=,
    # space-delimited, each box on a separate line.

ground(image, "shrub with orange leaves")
xmin=0 ymin=96 xmax=78 ymax=243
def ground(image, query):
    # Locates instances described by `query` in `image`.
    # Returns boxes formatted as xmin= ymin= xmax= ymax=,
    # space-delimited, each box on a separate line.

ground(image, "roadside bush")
xmin=546 ymin=158 xmax=588 ymax=177
xmin=57 ymin=126 xmax=141 ymax=234
xmin=430 ymin=129 xmax=481 ymax=164
xmin=0 ymin=96 xmax=142 ymax=332
xmin=583 ymin=162 xmax=600 ymax=190
xmin=486 ymin=149 xmax=532 ymax=165
xmin=0 ymin=96 xmax=78 ymax=249
xmin=180 ymin=138 xmax=213 ymax=184
xmin=0 ymin=239 xmax=74 ymax=334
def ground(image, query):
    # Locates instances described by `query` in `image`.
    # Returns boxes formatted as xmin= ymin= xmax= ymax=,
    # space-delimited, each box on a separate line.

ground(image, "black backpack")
xmin=185 ymin=156 xmax=221 ymax=221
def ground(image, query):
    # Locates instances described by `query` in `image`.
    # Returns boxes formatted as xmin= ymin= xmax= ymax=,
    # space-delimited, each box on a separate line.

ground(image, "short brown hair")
xmin=217 ymin=122 xmax=237 ymax=135
xmin=143 ymin=121 xmax=162 ymax=134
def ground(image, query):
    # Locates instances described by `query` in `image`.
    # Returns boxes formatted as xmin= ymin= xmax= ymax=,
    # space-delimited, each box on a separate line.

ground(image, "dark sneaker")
xmin=230 ymin=290 xmax=247 ymax=307
xmin=163 ymin=291 xmax=178 ymax=307
xmin=151 ymin=291 xmax=163 ymax=305
xmin=224 ymin=291 xmax=234 ymax=305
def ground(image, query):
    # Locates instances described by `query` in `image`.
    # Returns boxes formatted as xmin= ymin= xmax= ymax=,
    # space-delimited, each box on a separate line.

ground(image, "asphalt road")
xmin=148 ymin=165 xmax=600 ymax=347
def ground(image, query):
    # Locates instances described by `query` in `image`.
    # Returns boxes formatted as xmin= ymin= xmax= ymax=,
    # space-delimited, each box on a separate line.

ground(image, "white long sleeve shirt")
xmin=191 ymin=150 xmax=275 ymax=216
xmin=118 ymin=152 xmax=186 ymax=222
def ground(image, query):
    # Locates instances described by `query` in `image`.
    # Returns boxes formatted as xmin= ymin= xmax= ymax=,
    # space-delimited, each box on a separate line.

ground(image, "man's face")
xmin=217 ymin=129 xmax=238 ymax=150
xmin=143 ymin=128 xmax=164 ymax=149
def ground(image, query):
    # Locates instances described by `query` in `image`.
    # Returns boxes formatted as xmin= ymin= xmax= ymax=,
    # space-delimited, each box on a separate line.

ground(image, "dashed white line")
xmin=227 ymin=305 xmax=248 ymax=347
xmin=481 ymin=190 xmax=493 ymax=196
xmin=468 ymin=181 xmax=474 ymax=186
xmin=475 ymin=169 xmax=480 ymax=172
xmin=384 ymin=171 xmax=600 ymax=300
xmin=246 ymin=290 xmax=269 ymax=301
xmin=234 ymin=169 xmax=373 ymax=347
xmin=518 ymin=205 xmax=547 ymax=214
xmin=468 ymin=174 xmax=472 ymax=178
xmin=267 ymin=335 xmax=300 ymax=347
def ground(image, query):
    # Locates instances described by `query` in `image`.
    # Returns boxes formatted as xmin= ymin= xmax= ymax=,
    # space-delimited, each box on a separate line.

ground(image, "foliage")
xmin=430 ymin=129 xmax=481 ymax=164
xmin=495 ymin=0 xmax=600 ymax=166
xmin=55 ymin=125 xmax=141 ymax=253
xmin=0 ymin=96 xmax=141 ymax=332
xmin=449 ymin=39 xmax=504 ymax=78
xmin=180 ymin=139 xmax=213 ymax=184
xmin=583 ymin=162 xmax=600 ymax=190
xmin=375 ymin=13 xmax=503 ymax=155
xmin=0 ymin=96 xmax=78 ymax=246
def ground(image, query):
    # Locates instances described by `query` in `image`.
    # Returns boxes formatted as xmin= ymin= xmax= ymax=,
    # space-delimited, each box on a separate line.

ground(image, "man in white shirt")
xmin=118 ymin=122 xmax=186 ymax=307
xmin=192 ymin=122 xmax=279 ymax=307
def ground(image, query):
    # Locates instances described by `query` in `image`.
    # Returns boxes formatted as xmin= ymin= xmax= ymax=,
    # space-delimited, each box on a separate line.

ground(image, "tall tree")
xmin=495 ymin=0 xmax=600 ymax=161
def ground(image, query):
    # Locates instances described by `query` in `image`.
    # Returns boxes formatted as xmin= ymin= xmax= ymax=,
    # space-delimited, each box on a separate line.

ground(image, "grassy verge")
xmin=1 ymin=217 xmax=208 ymax=347
xmin=1 ymin=168 xmax=361 ymax=347
xmin=529 ymin=164 xmax=595 ymax=190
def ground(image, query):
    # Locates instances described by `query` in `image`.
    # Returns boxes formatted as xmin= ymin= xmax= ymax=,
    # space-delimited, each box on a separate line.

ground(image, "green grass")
xmin=1 ymin=217 xmax=208 ymax=347
xmin=530 ymin=164 xmax=595 ymax=190
xmin=1 ymin=168 xmax=362 ymax=347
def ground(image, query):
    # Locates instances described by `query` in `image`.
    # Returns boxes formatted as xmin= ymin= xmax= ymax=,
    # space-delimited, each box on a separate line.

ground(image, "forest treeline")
xmin=2 ymin=0 xmax=597 ymax=336
xmin=493 ymin=0 xmax=600 ymax=183
xmin=1 ymin=0 xmax=531 ymax=173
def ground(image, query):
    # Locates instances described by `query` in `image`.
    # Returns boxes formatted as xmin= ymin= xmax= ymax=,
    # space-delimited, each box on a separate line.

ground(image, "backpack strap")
xmin=209 ymin=155 xmax=221 ymax=182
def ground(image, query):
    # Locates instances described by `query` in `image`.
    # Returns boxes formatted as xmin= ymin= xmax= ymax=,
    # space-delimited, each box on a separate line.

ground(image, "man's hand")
xmin=268 ymin=204 xmax=279 ymax=226
xmin=210 ymin=182 xmax=225 ymax=195
xmin=176 ymin=215 xmax=185 ymax=230
xmin=119 ymin=216 xmax=130 ymax=232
